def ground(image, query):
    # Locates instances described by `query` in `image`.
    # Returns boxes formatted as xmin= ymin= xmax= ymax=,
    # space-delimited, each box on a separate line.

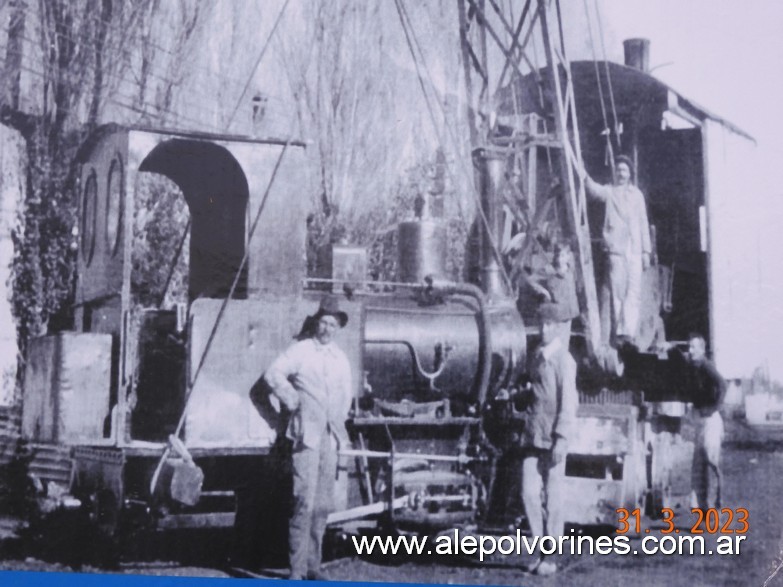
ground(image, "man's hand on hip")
xmin=284 ymin=396 xmax=300 ymax=412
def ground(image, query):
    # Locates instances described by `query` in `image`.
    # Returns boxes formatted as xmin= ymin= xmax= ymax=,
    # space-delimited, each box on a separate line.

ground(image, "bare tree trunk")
xmin=136 ymin=0 xmax=159 ymax=114
xmin=155 ymin=0 xmax=205 ymax=123
xmin=3 ymin=0 xmax=26 ymax=109
xmin=88 ymin=0 xmax=112 ymax=127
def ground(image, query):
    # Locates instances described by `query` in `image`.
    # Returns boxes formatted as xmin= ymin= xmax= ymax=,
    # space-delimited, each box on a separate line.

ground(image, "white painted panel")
xmin=703 ymin=120 xmax=766 ymax=379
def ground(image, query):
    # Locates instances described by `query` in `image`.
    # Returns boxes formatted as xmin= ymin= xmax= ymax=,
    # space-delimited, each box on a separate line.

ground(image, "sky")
xmin=597 ymin=0 xmax=783 ymax=179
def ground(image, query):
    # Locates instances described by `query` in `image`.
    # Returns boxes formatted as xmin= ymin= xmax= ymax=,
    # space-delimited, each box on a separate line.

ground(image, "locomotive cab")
xmin=22 ymin=126 xmax=322 ymax=536
xmin=71 ymin=126 xmax=313 ymax=449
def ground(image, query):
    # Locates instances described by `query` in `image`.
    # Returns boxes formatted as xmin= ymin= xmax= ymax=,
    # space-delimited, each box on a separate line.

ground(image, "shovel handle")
xmin=149 ymin=445 xmax=171 ymax=496
xmin=168 ymin=434 xmax=195 ymax=465
xmin=149 ymin=435 xmax=196 ymax=496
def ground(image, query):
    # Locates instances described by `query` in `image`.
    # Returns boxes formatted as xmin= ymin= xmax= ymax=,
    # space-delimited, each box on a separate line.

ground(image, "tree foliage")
xmin=278 ymin=1 xmax=396 ymax=221
xmin=131 ymin=174 xmax=189 ymax=308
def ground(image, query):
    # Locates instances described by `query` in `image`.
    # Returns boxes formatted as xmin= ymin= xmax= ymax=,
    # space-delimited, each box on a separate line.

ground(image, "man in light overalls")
xmin=265 ymin=295 xmax=353 ymax=581
xmin=583 ymin=155 xmax=652 ymax=345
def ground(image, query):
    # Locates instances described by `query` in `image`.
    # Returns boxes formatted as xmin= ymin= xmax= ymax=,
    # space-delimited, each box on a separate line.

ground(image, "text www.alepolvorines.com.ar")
xmin=351 ymin=529 xmax=747 ymax=560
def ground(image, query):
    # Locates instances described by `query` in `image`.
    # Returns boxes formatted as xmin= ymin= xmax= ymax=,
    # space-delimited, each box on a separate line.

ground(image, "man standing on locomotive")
xmin=264 ymin=295 xmax=353 ymax=581
xmin=685 ymin=333 xmax=726 ymax=509
xmin=518 ymin=302 xmax=578 ymax=575
xmin=581 ymin=155 xmax=652 ymax=346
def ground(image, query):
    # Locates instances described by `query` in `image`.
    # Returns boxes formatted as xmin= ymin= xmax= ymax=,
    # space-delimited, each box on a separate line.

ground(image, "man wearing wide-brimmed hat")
xmin=264 ymin=294 xmax=353 ymax=581
xmin=581 ymin=155 xmax=652 ymax=346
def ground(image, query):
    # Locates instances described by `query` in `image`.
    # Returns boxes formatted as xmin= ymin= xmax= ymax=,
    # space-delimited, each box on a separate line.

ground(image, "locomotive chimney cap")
xmin=312 ymin=294 xmax=348 ymax=327
xmin=623 ymin=38 xmax=650 ymax=72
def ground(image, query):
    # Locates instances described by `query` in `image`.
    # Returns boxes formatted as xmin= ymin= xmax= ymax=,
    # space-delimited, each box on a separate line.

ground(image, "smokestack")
xmin=472 ymin=148 xmax=509 ymax=300
xmin=623 ymin=38 xmax=650 ymax=73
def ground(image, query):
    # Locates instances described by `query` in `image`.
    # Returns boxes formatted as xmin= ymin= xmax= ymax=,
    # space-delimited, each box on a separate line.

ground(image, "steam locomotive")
xmin=19 ymin=52 xmax=739 ymax=559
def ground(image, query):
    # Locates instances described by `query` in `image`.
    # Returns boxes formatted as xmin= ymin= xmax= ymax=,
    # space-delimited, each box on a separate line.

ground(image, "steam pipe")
xmin=423 ymin=276 xmax=493 ymax=405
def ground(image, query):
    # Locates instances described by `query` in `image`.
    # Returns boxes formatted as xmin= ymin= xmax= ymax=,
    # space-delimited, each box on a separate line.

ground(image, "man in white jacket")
xmin=264 ymin=295 xmax=353 ymax=581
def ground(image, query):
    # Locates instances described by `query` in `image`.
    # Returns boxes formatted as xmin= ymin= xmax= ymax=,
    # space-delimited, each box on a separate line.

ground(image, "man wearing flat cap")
xmin=264 ymin=295 xmax=353 ymax=581
xmin=517 ymin=302 xmax=578 ymax=576
xmin=581 ymin=155 xmax=652 ymax=346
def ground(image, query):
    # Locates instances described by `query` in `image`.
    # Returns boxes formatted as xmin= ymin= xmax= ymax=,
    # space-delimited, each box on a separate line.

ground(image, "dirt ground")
xmin=1 ymin=418 xmax=782 ymax=586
